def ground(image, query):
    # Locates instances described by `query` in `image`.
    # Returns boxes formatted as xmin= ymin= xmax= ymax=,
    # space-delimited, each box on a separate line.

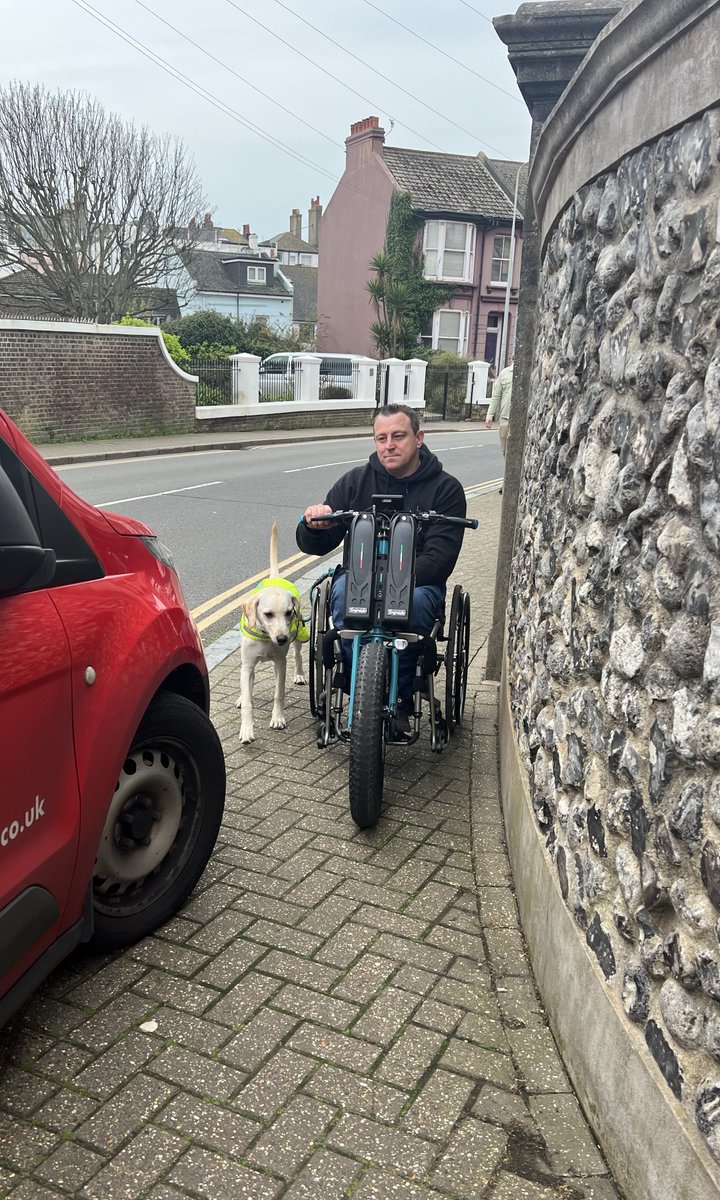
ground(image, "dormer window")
xmin=247 ymin=265 xmax=266 ymax=283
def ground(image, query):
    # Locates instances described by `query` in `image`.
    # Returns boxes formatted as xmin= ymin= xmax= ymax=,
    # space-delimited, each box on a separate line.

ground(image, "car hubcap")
xmin=94 ymin=747 xmax=184 ymax=894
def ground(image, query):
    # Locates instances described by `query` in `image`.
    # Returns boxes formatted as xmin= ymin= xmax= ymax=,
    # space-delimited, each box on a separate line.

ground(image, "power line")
xmin=70 ymin=0 xmax=340 ymax=182
xmin=222 ymin=0 xmax=445 ymax=154
xmin=70 ymin=0 xmax=521 ymax=232
xmin=226 ymin=0 xmax=508 ymax=157
xmin=132 ymin=0 xmax=340 ymax=151
xmin=359 ymin=0 xmax=521 ymax=103
xmin=67 ymin=0 xmax=421 ymax=221
xmin=456 ymin=0 xmax=494 ymax=25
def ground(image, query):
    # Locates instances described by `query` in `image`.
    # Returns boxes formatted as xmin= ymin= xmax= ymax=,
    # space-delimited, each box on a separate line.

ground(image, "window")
xmin=288 ymin=253 xmax=298 ymax=265
xmin=247 ymin=265 xmax=266 ymax=283
xmin=300 ymin=254 xmax=313 ymax=265
xmin=490 ymin=236 xmax=511 ymax=284
xmin=430 ymin=309 xmax=469 ymax=354
xmin=423 ymin=221 xmax=475 ymax=282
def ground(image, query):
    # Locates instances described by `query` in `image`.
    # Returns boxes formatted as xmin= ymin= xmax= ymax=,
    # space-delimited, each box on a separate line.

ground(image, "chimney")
xmin=345 ymin=116 xmax=385 ymax=170
xmin=308 ymin=196 xmax=322 ymax=247
xmin=242 ymin=223 xmax=250 ymax=237
xmin=289 ymin=208 xmax=302 ymax=239
xmin=203 ymin=212 xmax=212 ymax=228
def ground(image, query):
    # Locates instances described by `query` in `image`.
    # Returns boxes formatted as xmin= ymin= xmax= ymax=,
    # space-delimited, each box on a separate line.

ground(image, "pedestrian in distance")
xmin=485 ymin=359 xmax=514 ymax=458
xmin=297 ymin=403 xmax=466 ymax=736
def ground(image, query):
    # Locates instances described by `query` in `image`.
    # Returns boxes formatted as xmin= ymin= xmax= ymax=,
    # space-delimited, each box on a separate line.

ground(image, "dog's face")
xmin=243 ymin=585 xmax=299 ymax=646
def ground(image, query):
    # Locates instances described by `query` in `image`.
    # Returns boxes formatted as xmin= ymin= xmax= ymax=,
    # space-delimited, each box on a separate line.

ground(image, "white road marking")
xmin=97 ymin=481 xmax=223 ymax=507
xmin=284 ymin=457 xmax=366 ymax=474
xmin=57 ymin=450 xmax=233 ymax=470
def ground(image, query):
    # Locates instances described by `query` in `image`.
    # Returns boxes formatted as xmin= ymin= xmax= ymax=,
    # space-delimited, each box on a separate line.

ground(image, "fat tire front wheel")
xmin=349 ymin=641 xmax=387 ymax=830
xmin=92 ymin=693 xmax=226 ymax=950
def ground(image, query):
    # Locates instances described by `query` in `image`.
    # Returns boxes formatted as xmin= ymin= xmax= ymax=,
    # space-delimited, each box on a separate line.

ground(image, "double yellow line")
xmin=190 ymin=550 xmax=319 ymax=633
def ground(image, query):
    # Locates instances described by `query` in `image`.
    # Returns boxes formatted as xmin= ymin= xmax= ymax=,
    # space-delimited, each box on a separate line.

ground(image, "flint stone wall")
xmin=508 ymin=105 xmax=720 ymax=1158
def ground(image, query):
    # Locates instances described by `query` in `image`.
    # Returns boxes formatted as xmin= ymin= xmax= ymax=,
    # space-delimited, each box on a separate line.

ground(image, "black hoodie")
xmin=295 ymin=444 xmax=467 ymax=587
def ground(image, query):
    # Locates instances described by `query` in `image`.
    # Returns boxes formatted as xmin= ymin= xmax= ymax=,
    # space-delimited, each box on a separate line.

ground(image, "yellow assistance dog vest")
xmin=240 ymin=576 xmax=310 ymax=644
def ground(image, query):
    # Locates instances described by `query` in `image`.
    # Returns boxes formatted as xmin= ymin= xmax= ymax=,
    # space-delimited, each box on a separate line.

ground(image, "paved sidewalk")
xmin=0 ymin=493 xmax=620 ymax=1199
xmin=35 ymin=420 xmax=482 ymax=467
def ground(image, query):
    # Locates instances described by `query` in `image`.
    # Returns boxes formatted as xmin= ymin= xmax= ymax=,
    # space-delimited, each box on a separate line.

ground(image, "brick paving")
xmin=0 ymin=492 xmax=621 ymax=1199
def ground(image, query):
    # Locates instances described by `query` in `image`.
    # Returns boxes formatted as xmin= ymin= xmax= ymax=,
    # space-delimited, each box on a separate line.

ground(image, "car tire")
xmin=91 ymin=692 xmax=225 ymax=950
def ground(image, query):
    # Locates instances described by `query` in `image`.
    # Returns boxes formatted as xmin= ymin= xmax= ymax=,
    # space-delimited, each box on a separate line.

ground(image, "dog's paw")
xmin=239 ymin=723 xmax=255 ymax=744
xmin=294 ymin=673 xmax=307 ymax=686
xmin=235 ymin=695 xmax=242 ymax=710
xmin=270 ymin=713 xmax=287 ymax=730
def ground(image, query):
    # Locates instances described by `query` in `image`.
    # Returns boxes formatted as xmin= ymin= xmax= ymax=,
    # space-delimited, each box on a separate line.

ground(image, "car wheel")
xmin=91 ymin=692 xmax=225 ymax=950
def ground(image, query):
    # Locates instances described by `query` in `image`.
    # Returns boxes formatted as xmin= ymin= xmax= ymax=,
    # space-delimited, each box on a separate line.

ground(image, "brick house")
xmin=317 ymin=117 xmax=525 ymax=368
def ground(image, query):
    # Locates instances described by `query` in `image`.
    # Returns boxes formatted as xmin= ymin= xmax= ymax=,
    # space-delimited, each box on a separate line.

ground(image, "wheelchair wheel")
xmin=349 ymin=641 xmax=387 ymax=830
xmin=309 ymin=576 xmax=331 ymax=718
xmin=452 ymin=589 xmax=471 ymax=727
xmin=445 ymin=585 xmax=463 ymax=735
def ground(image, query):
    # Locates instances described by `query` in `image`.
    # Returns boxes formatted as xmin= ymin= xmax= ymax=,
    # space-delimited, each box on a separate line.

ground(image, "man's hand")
xmin=303 ymin=503 xmax=336 ymax=529
xmin=485 ymin=418 xmax=493 ymax=429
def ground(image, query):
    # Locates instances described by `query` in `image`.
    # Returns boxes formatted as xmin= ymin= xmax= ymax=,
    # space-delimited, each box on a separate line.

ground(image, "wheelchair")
xmin=305 ymin=496 xmax=477 ymax=830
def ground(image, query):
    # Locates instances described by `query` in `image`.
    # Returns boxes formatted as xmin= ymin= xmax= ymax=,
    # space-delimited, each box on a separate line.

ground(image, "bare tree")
xmin=0 ymin=83 xmax=206 ymax=322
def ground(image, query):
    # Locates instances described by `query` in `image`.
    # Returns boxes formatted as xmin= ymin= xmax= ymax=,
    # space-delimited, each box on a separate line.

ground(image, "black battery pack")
xmin=343 ymin=512 xmax=375 ymax=628
xmin=382 ymin=512 xmax=416 ymax=630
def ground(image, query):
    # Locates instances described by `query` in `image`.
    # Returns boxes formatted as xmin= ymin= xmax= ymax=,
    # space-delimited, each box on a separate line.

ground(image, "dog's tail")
xmin=270 ymin=521 xmax=279 ymax=576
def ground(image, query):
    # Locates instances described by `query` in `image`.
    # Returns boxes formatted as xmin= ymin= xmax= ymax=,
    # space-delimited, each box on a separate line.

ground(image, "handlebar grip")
xmin=442 ymin=514 xmax=478 ymax=528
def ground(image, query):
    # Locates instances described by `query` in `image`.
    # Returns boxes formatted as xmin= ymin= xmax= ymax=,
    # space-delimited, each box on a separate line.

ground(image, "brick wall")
xmin=0 ymin=320 xmax=196 ymax=442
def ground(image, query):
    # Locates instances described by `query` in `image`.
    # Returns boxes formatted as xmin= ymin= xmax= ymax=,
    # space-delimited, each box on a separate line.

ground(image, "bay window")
xmin=423 ymin=221 xmax=475 ymax=282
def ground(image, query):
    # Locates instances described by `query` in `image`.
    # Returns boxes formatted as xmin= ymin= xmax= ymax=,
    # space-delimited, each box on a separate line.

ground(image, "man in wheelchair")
xmin=297 ymin=404 xmax=467 ymax=737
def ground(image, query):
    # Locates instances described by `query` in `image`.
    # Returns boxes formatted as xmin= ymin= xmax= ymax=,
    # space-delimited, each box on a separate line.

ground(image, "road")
xmin=56 ymin=429 xmax=504 ymax=645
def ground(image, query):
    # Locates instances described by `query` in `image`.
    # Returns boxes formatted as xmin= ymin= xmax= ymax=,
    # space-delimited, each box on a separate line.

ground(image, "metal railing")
xmin=193 ymin=358 xmax=364 ymax=405
xmin=190 ymin=359 xmax=233 ymax=406
xmin=424 ymin=364 xmax=472 ymax=419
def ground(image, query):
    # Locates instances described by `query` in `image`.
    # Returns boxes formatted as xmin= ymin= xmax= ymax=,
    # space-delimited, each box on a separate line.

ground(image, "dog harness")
xmin=240 ymin=576 xmax=310 ymax=643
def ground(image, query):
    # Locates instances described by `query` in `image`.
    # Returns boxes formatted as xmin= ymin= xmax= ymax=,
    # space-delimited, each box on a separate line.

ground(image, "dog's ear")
xmin=243 ymin=593 xmax=260 ymax=628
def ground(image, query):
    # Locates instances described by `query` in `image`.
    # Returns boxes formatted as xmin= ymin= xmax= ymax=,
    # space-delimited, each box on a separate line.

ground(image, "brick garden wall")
xmin=0 ymin=320 xmax=196 ymax=442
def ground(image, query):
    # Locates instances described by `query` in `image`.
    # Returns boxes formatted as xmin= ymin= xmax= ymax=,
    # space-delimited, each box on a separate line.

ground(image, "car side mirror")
xmin=0 ymin=466 xmax=57 ymax=596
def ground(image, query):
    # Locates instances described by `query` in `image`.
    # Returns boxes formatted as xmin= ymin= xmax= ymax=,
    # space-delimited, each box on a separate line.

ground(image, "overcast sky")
xmin=2 ymin=0 xmax=533 ymax=241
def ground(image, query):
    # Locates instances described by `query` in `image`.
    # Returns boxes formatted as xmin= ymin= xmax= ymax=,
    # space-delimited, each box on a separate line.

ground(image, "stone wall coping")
xmin=530 ymin=0 xmax=720 ymax=247
xmin=0 ymin=317 xmax=198 ymax=383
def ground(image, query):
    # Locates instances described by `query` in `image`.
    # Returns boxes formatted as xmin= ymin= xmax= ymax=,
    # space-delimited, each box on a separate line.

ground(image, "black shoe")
xmin=393 ymin=706 xmax=413 ymax=742
xmin=499 ymin=487 xmax=503 ymax=495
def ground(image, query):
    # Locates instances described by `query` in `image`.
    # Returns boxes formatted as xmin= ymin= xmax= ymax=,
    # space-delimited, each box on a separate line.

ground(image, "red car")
xmin=0 ymin=408 xmax=226 ymax=1025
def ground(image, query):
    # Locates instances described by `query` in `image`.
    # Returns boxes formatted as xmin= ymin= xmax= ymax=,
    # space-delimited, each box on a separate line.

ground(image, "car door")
xmin=0 ymin=454 xmax=80 ymax=995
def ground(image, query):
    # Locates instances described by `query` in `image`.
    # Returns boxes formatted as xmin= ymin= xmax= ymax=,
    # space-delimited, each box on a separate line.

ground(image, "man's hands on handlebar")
xmin=303 ymin=503 xmax=339 ymax=529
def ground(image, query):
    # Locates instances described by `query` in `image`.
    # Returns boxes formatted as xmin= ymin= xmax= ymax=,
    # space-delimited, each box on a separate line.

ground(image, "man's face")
xmin=373 ymin=413 xmax=424 ymax=478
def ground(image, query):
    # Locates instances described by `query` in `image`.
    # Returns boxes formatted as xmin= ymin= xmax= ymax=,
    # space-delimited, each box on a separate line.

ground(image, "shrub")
xmin=115 ymin=315 xmax=191 ymax=368
xmin=319 ymin=385 xmax=352 ymax=399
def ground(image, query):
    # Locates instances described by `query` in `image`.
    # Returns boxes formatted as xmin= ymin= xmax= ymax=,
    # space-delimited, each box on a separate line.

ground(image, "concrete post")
xmin=228 ymin=353 xmax=261 ymax=405
xmin=467 ymin=361 xmax=490 ymax=412
xmin=379 ymin=358 xmax=407 ymax=405
xmin=405 ymin=359 xmax=427 ymax=407
xmin=354 ymin=356 xmax=378 ymax=401
xmin=294 ymin=353 xmax=321 ymax=403
xmin=484 ymin=0 xmax=624 ymax=680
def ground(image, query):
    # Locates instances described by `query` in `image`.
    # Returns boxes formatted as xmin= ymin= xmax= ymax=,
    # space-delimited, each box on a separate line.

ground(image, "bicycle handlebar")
xmin=300 ymin=509 xmax=478 ymax=530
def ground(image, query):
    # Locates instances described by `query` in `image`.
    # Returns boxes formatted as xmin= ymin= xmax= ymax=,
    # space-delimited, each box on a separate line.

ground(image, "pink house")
xmin=317 ymin=117 xmax=525 ymax=370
